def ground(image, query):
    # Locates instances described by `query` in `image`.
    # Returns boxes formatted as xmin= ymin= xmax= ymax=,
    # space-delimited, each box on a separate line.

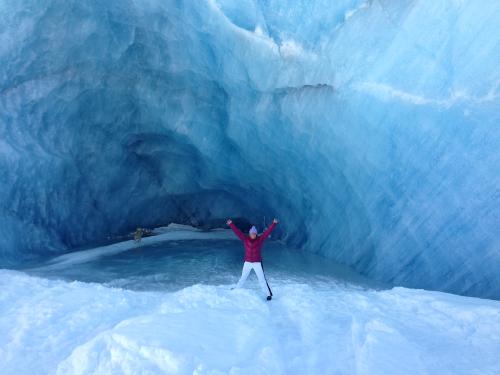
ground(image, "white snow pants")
xmin=236 ymin=261 xmax=273 ymax=297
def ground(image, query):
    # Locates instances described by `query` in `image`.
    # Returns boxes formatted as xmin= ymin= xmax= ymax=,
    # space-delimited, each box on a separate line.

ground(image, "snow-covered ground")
xmin=1 ymin=227 xmax=500 ymax=374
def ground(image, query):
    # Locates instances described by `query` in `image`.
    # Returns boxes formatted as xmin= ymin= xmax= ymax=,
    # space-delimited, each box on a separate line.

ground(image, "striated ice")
xmin=0 ymin=0 xmax=499 ymax=298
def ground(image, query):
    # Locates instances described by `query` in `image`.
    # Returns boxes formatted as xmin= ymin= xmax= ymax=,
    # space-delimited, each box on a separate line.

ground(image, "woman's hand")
xmin=273 ymin=218 xmax=279 ymax=224
xmin=226 ymin=219 xmax=232 ymax=225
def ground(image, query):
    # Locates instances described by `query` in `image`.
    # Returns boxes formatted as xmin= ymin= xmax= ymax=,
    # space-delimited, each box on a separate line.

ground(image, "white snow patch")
xmin=1 ymin=270 xmax=499 ymax=374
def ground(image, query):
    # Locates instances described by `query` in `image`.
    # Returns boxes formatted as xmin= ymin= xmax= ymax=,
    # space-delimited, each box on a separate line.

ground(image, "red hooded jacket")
xmin=229 ymin=222 xmax=277 ymax=262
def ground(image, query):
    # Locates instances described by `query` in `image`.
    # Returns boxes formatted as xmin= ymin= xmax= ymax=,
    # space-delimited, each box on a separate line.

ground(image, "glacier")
xmin=1 ymin=0 xmax=500 ymax=301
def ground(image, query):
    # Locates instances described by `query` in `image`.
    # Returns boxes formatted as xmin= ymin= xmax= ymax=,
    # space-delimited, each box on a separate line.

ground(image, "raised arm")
xmin=259 ymin=219 xmax=278 ymax=241
xmin=227 ymin=219 xmax=246 ymax=241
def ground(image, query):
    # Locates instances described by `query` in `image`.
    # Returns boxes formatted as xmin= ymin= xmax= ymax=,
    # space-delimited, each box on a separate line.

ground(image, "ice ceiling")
xmin=0 ymin=0 xmax=499 ymax=298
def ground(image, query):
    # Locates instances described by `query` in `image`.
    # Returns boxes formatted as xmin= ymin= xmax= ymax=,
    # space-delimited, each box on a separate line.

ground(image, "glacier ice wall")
xmin=1 ymin=0 xmax=499 ymax=298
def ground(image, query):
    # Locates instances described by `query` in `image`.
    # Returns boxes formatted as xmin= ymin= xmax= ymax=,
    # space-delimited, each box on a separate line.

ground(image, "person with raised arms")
xmin=227 ymin=218 xmax=278 ymax=301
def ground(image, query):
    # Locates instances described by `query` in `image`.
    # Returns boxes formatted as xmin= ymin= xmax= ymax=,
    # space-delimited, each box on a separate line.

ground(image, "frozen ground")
xmin=1 ymin=226 xmax=500 ymax=375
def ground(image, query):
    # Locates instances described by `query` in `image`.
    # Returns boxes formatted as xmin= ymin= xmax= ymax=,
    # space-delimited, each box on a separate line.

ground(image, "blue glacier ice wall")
xmin=1 ymin=0 xmax=499 ymax=298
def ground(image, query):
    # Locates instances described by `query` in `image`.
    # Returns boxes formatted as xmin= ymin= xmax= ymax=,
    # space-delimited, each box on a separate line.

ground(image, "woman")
xmin=226 ymin=218 xmax=278 ymax=300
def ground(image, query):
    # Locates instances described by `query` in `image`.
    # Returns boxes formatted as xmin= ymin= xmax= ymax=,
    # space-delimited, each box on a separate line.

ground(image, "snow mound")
xmin=1 ymin=270 xmax=499 ymax=375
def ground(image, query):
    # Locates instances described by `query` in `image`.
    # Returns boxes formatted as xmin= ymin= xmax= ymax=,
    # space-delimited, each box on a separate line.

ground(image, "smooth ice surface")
xmin=17 ymin=225 xmax=378 ymax=292
xmin=2 ymin=234 xmax=500 ymax=375
xmin=1 ymin=1 xmax=499 ymax=298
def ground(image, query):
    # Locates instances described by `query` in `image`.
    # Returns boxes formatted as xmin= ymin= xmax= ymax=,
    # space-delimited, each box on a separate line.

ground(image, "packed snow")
xmin=1 ymin=227 xmax=500 ymax=374
xmin=1 ymin=258 xmax=500 ymax=374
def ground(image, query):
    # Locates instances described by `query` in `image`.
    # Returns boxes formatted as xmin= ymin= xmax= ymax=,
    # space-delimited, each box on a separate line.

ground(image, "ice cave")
xmin=1 ymin=1 xmax=499 ymax=374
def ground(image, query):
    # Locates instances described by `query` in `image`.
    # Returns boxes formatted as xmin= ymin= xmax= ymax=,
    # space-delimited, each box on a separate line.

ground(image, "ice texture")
xmin=1 ymin=1 xmax=499 ymax=298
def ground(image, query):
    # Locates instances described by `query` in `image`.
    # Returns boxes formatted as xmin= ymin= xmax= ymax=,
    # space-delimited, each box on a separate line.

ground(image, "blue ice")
xmin=0 ymin=0 xmax=499 ymax=300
